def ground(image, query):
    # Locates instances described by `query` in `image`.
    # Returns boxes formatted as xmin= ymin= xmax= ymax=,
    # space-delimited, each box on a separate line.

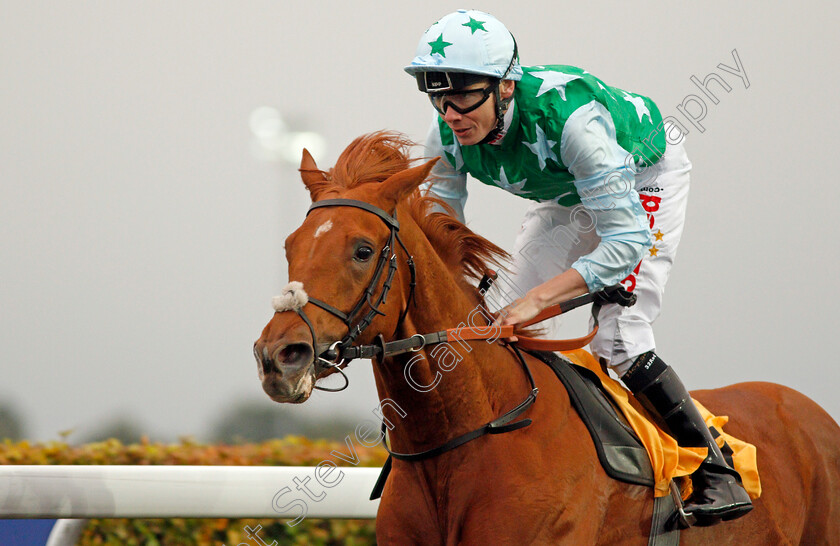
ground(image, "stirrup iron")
xmin=668 ymin=480 xmax=697 ymax=529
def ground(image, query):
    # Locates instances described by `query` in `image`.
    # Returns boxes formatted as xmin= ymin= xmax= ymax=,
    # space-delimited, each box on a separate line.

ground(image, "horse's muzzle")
xmin=254 ymin=341 xmax=315 ymax=403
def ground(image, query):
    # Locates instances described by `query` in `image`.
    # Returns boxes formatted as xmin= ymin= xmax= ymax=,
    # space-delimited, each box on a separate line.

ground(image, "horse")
xmin=254 ymin=132 xmax=840 ymax=544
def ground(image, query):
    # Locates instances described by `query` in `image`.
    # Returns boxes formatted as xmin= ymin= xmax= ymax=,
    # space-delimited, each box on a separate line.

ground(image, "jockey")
xmin=405 ymin=9 xmax=752 ymax=525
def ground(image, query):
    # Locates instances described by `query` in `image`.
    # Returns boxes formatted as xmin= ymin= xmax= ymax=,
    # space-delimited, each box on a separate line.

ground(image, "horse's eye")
xmin=354 ymin=246 xmax=375 ymax=262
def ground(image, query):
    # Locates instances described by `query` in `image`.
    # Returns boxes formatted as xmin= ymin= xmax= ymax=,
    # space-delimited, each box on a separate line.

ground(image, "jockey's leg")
xmin=587 ymin=138 xmax=747 ymax=524
xmin=588 ymin=136 xmax=691 ymax=379
xmin=622 ymin=351 xmax=753 ymax=523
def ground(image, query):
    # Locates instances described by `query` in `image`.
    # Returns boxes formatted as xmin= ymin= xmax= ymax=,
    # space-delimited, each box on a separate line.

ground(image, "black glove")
xmin=592 ymin=284 xmax=637 ymax=307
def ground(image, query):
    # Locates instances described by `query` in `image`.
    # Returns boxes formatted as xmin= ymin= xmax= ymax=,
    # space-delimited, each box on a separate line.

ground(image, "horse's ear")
xmin=299 ymin=148 xmax=330 ymax=200
xmin=380 ymin=157 xmax=440 ymax=208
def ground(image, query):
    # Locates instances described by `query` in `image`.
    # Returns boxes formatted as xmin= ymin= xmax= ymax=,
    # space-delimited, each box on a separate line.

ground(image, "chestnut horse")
xmin=255 ymin=133 xmax=840 ymax=544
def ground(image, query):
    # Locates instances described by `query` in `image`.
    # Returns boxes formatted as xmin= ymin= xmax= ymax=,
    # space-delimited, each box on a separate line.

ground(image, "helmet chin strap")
xmin=478 ymin=84 xmax=513 ymax=145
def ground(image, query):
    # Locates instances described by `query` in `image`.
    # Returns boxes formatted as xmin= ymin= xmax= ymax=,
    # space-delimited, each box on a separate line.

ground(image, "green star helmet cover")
xmin=405 ymin=9 xmax=523 ymax=82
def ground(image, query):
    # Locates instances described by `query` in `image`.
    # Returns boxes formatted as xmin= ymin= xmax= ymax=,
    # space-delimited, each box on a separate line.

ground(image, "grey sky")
xmin=2 ymin=2 xmax=838 ymax=443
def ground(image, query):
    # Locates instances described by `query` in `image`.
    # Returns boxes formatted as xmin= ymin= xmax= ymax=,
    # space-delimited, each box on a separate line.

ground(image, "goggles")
xmin=428 ymin=84 xmax=497 ymax=115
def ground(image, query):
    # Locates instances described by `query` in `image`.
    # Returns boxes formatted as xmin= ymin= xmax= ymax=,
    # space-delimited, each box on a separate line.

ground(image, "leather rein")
xmin=290 ymin=197 xmax=636 ymax=462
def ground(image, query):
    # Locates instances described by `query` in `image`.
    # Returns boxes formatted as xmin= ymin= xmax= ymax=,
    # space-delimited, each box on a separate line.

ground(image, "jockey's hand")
xmin=494 ymin=294 xmax=544 ymax=343
xmin=492 ymin=270 xmax=588 ymax=343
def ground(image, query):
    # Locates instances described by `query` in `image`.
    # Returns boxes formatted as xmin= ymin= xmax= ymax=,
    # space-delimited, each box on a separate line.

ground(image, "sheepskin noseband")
xmin=272 ymin=281 xmax=309 ymax=312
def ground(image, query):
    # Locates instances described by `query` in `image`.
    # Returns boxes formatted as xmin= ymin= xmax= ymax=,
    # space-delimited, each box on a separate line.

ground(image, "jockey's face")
xmin=438 ymin=80 xmax=514 ymax=146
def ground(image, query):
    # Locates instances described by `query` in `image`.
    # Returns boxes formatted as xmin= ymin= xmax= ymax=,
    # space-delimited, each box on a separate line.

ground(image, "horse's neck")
xmin=373 ymin=217 xmax=533 ymax=454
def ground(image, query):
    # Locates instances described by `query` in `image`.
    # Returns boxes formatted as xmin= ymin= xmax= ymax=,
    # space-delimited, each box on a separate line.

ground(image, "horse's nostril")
xmin=276 ymin=343 xmax=313 ymax=369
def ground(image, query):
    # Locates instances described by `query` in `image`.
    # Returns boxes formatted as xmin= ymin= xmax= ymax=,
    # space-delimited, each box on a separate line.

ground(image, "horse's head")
xmin=254 ymin=138 xmax=437 ymax=403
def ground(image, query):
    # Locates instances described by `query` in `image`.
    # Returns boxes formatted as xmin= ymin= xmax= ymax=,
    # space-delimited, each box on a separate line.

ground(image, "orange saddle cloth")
xmin=562 ymin=349 xmax=761 ymax=499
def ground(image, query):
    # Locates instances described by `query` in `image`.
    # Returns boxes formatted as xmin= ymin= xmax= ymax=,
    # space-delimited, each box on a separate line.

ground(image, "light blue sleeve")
xmin=421 ymin=118 xmax=468 ymax=223
xmin=559 ymin=101 xmax=653 ymax=292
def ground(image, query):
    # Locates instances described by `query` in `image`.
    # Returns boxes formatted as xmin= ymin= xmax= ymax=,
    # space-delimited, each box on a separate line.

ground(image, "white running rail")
xmin=0 ymin=465 xmax=381 ymax=519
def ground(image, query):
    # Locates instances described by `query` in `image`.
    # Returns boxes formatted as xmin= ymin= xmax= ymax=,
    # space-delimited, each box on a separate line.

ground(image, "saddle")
xmin=526 ymin=349 xmax=656 ymax=487
xmin=530 ymin=349 xmax=759 ymax=540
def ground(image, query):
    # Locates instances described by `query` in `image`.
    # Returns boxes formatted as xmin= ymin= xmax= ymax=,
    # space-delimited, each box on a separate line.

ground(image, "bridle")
xmin=286 ymin=196 xmax=541 ymax=467
xmin=293 ymin=198 xmax=416 ymax=392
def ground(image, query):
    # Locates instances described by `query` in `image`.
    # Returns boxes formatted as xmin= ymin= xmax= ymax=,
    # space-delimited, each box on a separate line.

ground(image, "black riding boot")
xmin=622 ymin=351 xmax=753 ymax=525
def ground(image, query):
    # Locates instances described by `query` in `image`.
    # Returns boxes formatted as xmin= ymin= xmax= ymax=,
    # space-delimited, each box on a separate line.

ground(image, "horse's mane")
xmin=325 ymin=131 xmax=509 ymax=288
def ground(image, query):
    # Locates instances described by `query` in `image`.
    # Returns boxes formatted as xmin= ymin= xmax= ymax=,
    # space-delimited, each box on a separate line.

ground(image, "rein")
xmin=335 ymin=286 xmax=635 ymax=362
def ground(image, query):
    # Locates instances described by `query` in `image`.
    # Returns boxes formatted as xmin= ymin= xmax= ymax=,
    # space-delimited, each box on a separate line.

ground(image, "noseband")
xmin=293 ymin=199 xmax=415 ymax=392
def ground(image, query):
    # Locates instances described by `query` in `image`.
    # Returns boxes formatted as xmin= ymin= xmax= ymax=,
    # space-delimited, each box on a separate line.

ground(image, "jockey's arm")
xmin=421 ymin=117 xmax=468 ymax=223
xmin=564 ymin=101 xmax=653 ymax=292
xmin=501 ymin=102 xmax=652 ymax=325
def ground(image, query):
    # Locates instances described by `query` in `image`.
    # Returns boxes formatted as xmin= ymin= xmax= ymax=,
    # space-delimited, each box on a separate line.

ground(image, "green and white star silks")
xmin=424 ymin=65 xmax=667 ymax=291
xmin=433 ymin=65 xmax=666 ymax=207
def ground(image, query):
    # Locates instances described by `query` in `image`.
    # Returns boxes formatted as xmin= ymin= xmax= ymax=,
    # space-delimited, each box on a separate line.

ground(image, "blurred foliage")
xmin=0 ymin=436 xmax=386 ymax=544
xmin=0 ymin=401 xmax=25 ymax=440
xmin=78 ymin=518 xmax=377 ymax=545
xmin=209 ymin=399 xmax=362 ymax=444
